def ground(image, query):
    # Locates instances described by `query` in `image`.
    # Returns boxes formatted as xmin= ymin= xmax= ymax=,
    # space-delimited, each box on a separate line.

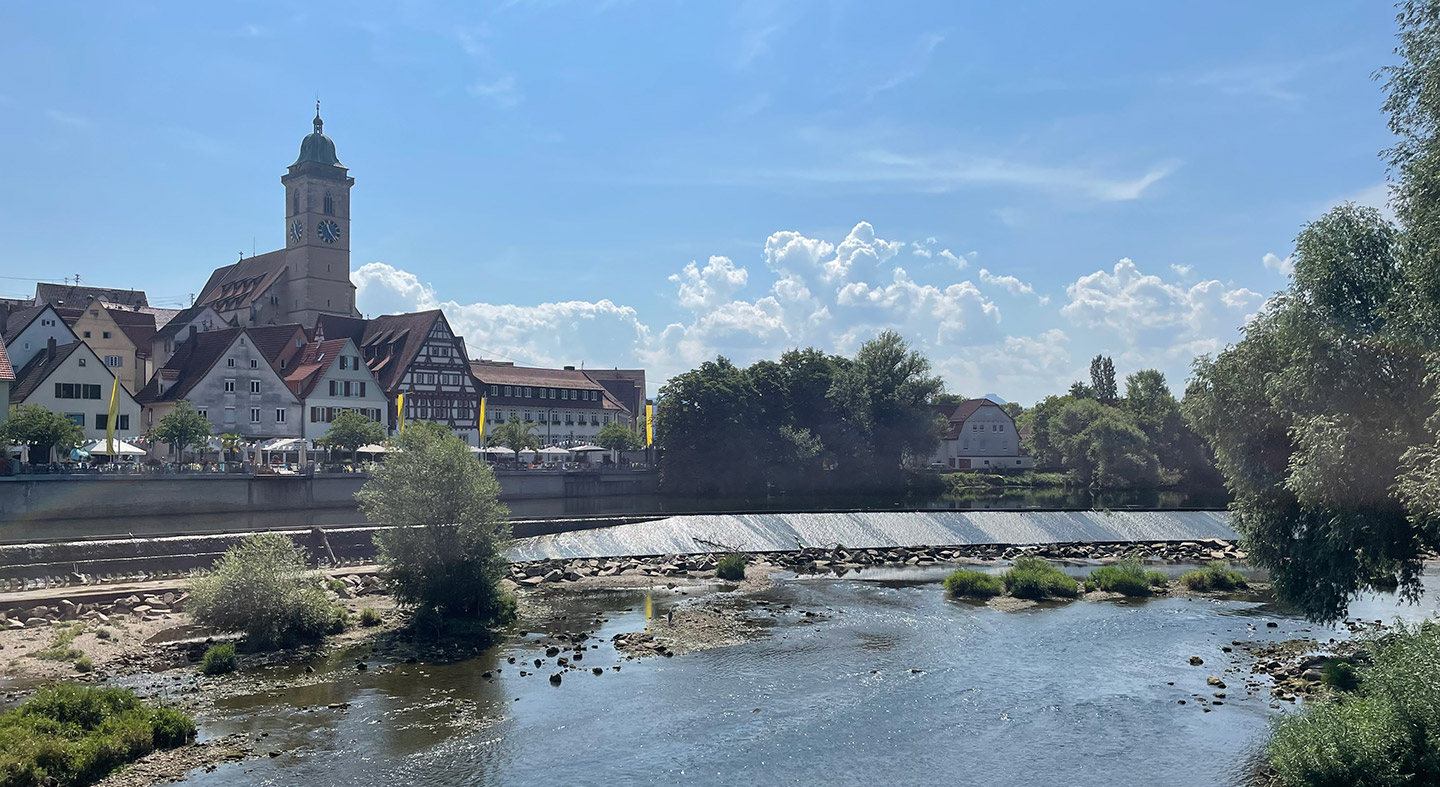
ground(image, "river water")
xmin=169 ymin=563 xmax=1439 ymax=787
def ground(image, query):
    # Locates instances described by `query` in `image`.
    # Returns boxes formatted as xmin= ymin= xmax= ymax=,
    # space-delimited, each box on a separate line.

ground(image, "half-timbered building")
xmin=314 ymin=310 xmax=482 ymax=445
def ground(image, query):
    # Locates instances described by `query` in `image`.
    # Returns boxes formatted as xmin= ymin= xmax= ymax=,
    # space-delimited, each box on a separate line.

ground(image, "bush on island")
xmin=200 ymin=643 xmax=238 ymax=675
xmin=1002 ymin=556 xmax=1081 ymax=600
xmin=1179 ymin=561 xmax=1248 ymax=592
xmin=1086 ymin=557 xmax=1157 ymax=597
xmin=0 ymin=684 xmax=195 ymax=786
xmin=943 ymin=569 xmax=1003 ymax=598
xmin=1267 ymin=622 xmax=1440 ymax=786
xmin=359 ymin=608 xmax=383 ymax=627
xmin=188 ymin=533 xmax=343 ymax=650
xmin=716 ymin=553 xmax=747 ymax=581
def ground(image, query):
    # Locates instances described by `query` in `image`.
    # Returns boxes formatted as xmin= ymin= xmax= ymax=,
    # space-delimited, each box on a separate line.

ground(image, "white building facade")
xmin=930 ymin=399 xmax=1033 ymax=471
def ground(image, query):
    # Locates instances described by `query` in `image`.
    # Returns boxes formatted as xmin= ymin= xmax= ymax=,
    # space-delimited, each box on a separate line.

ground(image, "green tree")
xmin=1090 ymin=355 xmax=1118 ymax=403
xmin=1 ymin=404 xmax=84 ymax=465
xmin=595 ymin=421 xmax=641 ymax=452
xmin=356 ymin=421 xmax=514 ymax=627
xmin=319 ymin=410 xmax=386 ymax=461
xmin=152 ymin=401 xmax=212 ymax=464
xmin=1050 ymin=398 xmax=1159 ymax=488
xmin=1123 ymin=369 xmax=1220 ymax=485
xmin=489 ymin=416 xmax=541 ymax=465
xmin=932 ymin=392 xmax=968 ymax=405
xmin=1018 ymin=395 xmax=1073 ymax=468
xmin=655 ymin=357 xmax=759 ymax=495
xmin=830 ymin=330 xmax=945 ymax=475
xmin=1067 ymin=380 xmax=1096 ymax=399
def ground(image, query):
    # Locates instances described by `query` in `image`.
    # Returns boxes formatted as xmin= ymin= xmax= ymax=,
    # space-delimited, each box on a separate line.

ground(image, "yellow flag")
xmin=645 ymin=403 xmax=654 ymax=446
xmin=105 ymin=376 xmax=120 ymax=455
xmin=478 ymin=397 xmax=487 ymax=444
xmin=396 ymin=392 xmax=406 ymax=434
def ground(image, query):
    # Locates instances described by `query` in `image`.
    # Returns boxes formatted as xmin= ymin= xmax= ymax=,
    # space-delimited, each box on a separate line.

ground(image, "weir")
xmin=508 ymin=509 xmax=1239 ymax=561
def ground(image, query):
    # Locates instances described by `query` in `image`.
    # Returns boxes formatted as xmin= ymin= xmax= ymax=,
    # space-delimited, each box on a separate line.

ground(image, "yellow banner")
xmin=396 ymin=392 xmax=406 ymax=434
xmin=105 ymin=377 xmax=120 ymax=454
xmin=478 ymin=397 xmax=487 ymax=442
xmin=645 ymin=403 xmax=654 ymax=446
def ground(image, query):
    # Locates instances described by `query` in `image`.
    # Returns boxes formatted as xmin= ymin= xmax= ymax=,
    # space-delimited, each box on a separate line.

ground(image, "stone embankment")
xmin=506 ymin=538 xmax=1244 ymax=586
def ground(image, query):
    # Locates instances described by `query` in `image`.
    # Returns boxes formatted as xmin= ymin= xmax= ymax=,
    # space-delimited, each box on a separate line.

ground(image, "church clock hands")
xmin=318 ymin=219 xmax=341 ymax=244
xmin=290 ymin=220 xmax=304 ymax=243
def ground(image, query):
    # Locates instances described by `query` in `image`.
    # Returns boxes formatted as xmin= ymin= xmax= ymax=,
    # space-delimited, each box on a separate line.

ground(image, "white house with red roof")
xmin=0 ymin=334 xmax=14 ymax=431
xmin=283 ymin=337 xmax=387 ymax=441
xmin=929 ymin=398 xmax=1033 ymax=471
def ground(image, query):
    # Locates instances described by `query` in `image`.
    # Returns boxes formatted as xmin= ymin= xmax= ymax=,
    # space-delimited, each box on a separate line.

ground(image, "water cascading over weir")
xmin=507 ymin=510 xmax=1239 ymax=561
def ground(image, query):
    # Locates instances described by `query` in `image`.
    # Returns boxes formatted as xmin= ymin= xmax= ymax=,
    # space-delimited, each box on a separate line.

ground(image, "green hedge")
xmin=943 ymin=569 xmax=1003 ymax=598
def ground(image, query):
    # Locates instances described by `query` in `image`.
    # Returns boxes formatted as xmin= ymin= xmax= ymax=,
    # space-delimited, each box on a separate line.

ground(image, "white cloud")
xmin=978 ymin=268 xmax=1036 ymax=297
xmin=670 ymin=256 xmax=749 ymax=312
xmin=1062 ymin=258 xmax=1263 ymax=350
xmin=911 ymin=237 xmax=972 ymax=268
xmin=1262 ymin=252 xmax=1294 ymax=277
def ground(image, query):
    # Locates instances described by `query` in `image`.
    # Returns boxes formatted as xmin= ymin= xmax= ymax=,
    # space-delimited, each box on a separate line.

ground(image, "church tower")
xmin=281 ymin=103 xmax=358 ymax=325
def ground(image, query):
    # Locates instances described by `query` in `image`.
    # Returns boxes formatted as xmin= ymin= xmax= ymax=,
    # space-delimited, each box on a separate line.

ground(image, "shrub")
xmin=326 ymin=607 xmax=349 ymax=635
xmin=1002 ymin=556 xmax=1080 ymax=600
xmin=1145 ymin=570 xmax=1170 ymax=588
xmin=358 ymin=608 xmax=383 ymax=627
xmin=0 ymin=684 xmax=195 ymax=786
xmin=1086 ymin=557 xmax=1155 ymax=597
xmin=1267 ymin=623 xmax=1440 ymax=786
xmin=188 ymin=533 xmax=342 ymax=650
xmin=34 ymin=624 xmax=85 ymax=661
xmin=943 ymin=569 xmax=1003 ymax=598
xmin=1321 ymin=658 xmax=1360 ymax=692
xmin=325 ymin=579 xmax=348 ymax=595
xmin=94 ymin=628 xmax=112 ymax=641
xmin=1179 ymin=561 xmax=1248 ymax=591
xmin=73 ymin=657 xmax=93 ymax=673
xmin=199 ymin=643 xmax=237 ymax=676
xmin=357 ymin=422 xmax=515 ymax=628
xmin=716 ymin=553 xmax=747 ymax=581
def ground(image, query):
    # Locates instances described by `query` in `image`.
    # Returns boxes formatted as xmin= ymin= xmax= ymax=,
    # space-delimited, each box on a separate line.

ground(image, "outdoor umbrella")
xmin=82 ymin=439 xmax=146 ymax=456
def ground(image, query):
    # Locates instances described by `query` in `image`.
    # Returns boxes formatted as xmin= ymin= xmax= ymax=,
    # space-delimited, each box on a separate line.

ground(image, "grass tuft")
xmin=1002 ymin=556 xmax=1080 ymax=600
xmin=199 ymin=643 xmax=237 ymax=676
xmin=716 ymin=553 xmax=746 ymax=582
xmin=1085 ymin=557 xmax=1156 ymax=597
xmin=1179 ymin=561 xmax=1248 ymax=591
xmin=942 ymin=569 xmax=1003 ymax=598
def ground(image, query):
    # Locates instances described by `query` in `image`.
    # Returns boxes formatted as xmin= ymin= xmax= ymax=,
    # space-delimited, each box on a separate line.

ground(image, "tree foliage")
xmin=490 ymin=416 xmax=541 ymax=456
xmin=356 ymin=421 xmax=514 ymax=626
xmin=319 ymin=410 xmax=386 ymax=458
xmin=189 ymin=533 xmax=339 ymax=650
xmin=655 ymin=332 xmax=942 ymax=495
xmin=152 ymin=401 xmax=212 ymax=462
xmin=1 ymin=404 xmax=85 ymax=464
xmin=595 ymin=421 xmax=641 ymax=452
xmin=1089 ymin=355 xmax=1118 ymax=403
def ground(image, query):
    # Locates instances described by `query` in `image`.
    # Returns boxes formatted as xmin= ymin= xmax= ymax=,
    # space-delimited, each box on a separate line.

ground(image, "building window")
xmin=105 ymin=355 xmax=122 ymax=367
xmin=250 ymin=359 xmax=258 ymax=368
xmin=524 ymin=411 xmax=532 ymax=423
xmin=276 ymin=409 xmax=287 ymax=423
xmin=225 ymin=379 xmax=236 ymax=393
xmin=227 ymin=358 xmax=236 ymax=367
xmin=78 ymin=358 xmax=86 ymax=367
xmin=250 ymin=408 xmax=261 ymax=423
xmin=66 ymin=413 xmax=84 ymax=426
xmin=292 ymin=190 xmax=299 ymax=215
xmin=359 ymin=381 xmax=367 ymax=397
xmin=102 ymin=331 xmax=111 ymax=339
xmin=280 ymin=359 xmax=286 ymax=370
xmin=339 ymin=356 xmax=348 ymax=370
xmin=197 ymin=408 xmax=208 ymax=419
xmin=324 ymin=192 xmax=334 ymax=215
xmin=250 ymin=380 xmax=261 ymax=394
xmin=524 ymin=387 xmax=532 ymax=398
xmin=83 ymin=331 xmax=91 ymax=338
xmin=54 ymin=383 xmax=103 ymax=399
xmin=224 ymin=407 xmax=235 ymax=423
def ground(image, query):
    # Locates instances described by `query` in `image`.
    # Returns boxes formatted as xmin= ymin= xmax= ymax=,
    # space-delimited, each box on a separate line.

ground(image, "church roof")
xmin=293 ymin=105 xmax=343 ymax=168
xmin=34 ymin=283 xmax=148 ymax=310
xmin=194 ymin=250 xmax=289 ymax=314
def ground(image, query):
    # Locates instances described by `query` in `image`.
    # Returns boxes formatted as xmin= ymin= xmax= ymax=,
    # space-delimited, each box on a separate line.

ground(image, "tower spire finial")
xmin=313 ymin=99 xmax=323 ymax=134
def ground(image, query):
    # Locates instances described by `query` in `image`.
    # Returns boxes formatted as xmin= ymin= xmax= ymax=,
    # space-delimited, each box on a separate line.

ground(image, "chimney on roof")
xmin=46 ymin=337 xmax=56 ymax=362
xmin=564 ymin=365 xmax=575 ymax=371
xmin=189 ymin=325 xmax=198 ymax=342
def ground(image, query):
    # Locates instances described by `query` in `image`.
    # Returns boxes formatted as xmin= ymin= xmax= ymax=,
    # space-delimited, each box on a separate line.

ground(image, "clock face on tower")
xmin=289 ymin=220 xmax=303 ymax=243
xmin=319 ymin=220 xmax=341 ymax=244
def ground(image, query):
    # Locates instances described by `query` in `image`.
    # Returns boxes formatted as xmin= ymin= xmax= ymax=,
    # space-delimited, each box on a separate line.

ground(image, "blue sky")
xmin=0 ymin=1 xmax=1399 ymax=403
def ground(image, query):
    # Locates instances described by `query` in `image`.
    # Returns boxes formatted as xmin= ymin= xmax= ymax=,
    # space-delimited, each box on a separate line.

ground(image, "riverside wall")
xmin=0 ymin=470 xmax=658 ymax=525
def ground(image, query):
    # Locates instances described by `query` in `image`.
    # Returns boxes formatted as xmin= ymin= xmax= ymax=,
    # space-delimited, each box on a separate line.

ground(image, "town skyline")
xmin=0 ymin=1 xmax=1399 ymax=404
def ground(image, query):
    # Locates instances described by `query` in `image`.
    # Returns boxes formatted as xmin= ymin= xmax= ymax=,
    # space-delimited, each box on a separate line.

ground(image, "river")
xmin=165 ymin=562 xmax=1438 ymax=787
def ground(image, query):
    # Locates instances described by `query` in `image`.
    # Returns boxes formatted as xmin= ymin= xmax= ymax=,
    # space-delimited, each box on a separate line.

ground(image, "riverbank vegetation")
xmin=1020 ymin=363 xmax=1221 ymax=490
xmin=655 ymin=331 xmax=946 ymax=496
xmin=188 ymin=533 xmax=344 ymax=650
xmin=1001 ymin=556 xmax=1081 ymax=600
xmin=715 ymin=553 xmax=746 ymax=581
xmin=1266 ymin=623 xmax=1440 ymax=787
xmin=357 ymin=421 xmax=516 ymax=634
xmin=1181 ymin=1 xmax=1440 ymax=623
xmin=942 ymin=569 xmax=1003 ymax=598
xmin=0 ymin=684 xmax=195 ymax=787
xmin=200 ymin=643 xmax=237 ymax=675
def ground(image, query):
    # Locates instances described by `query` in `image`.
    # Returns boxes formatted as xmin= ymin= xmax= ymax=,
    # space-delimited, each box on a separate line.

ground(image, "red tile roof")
xmin=317 ymin=310 xmax=447 ymax=393
xmin=471 ymin=361 xmax=631 ymax=413
xmin=283 ymin=338 xmax=354 ymax=399
xmin=11 ymin=341 xmax=84 ymax=402
xmin=0 ymin=336 xmax=14 ymax=382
